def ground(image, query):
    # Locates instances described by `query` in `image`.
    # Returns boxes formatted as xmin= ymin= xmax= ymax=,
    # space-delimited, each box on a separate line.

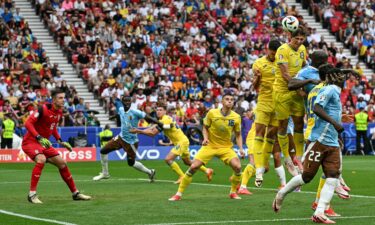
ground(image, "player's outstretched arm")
xmin=130 ymin=125 xmax=160 ymax=137
xmin=313 ymin=104 xmax=344 ymax=133
xmin=144 ymin=114 xmax=163 ymax=127
xmin=58 ymin=139 xmax=73 ymax=152
xmin=252 ymin=69 xmax=261 ymax=90
xmin=202 ymin=125 xmax=209 ymax=146
xmin=235 ymin=131 xmax=245 ymax=158
xmin=288 ymin=78 xmax=320 ymax=90
xmin=24 ymin=111 xmax=41 ymax=138
xmin=279 ymin=64 xmax=293 ymax=82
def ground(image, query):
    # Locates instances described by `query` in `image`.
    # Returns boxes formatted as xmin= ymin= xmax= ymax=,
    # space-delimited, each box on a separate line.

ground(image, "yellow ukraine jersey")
xmin=204 ymin=109 xmax=241 ymax=148
xmin=159 ymin=115 xmax=189 ymax=144
xmin=252 ymin=56 xmax=276 ymax=112
xmin=305 ymin=82 xmax=325 ymax=139
xmin=274 ymin=43 xmax=307 ymax=92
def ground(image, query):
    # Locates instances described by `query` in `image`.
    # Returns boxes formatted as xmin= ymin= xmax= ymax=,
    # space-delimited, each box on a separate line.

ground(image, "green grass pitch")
xmin=0 ymin=156 xmax=374 ymax=225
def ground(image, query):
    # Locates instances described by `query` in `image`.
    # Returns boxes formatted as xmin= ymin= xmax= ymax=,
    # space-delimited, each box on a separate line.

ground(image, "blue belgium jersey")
xmin=296 ymin=66 xmax=320 ymax=94
xmin=115 ymin=99 xmax=146 ymax=144
xmin=309 ymin=85 xmax=342 ymax=147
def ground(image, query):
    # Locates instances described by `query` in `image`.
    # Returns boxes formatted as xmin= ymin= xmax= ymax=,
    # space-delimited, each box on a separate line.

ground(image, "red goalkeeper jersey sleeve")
xmin=24 ymin=104 xmax=63 ymax=142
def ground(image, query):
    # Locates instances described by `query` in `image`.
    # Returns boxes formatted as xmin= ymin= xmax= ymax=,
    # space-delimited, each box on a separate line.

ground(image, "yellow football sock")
xmin=253 ymin=136 xmax=265 ymax=169
xmin=230 ymin=173 xmax=242 ymax=193
xmin=177 ymin=173 xmax=193 ymax=193
xmin=315 ymin=176 xmax=326 ymax=202
xmin=278 ymin=134 xmax=289 ymax=158
xmin=199 ymin=165 xmax=208 ymax=173
xmin=263 ymin=138 xmax=275 ymax=167
xmin=241 ymin=164 xmax=255 ymax=186
xmin=170 ymin=161 xmax=184 ymax=177
xmin=294 ymin=132 xmax=304 ymax=158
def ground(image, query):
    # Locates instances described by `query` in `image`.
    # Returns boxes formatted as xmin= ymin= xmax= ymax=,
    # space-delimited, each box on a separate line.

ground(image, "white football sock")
xmin=279 ymin=174 xmax=305 ymax=198
xmin=101 ymin=154 xmax=109 ymax=175
xmin=133 ymin=161 xmax=152 ymax=175
xmin=256 ymin=167 xmax=265 ymax=176
xmin=315 ymin=178 xmax=338 ymax=215
xmin=29 ymin=191 xmax=36 ymax=197
xmin=275 ymin=166 xmax=286 ymax=186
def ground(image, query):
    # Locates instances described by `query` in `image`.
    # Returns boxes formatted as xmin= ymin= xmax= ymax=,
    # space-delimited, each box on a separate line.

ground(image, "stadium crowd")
xmin=302 ymin=0 xmax=375 ymax=120
xmin=1 ymin=0 xmax=375 ymax=131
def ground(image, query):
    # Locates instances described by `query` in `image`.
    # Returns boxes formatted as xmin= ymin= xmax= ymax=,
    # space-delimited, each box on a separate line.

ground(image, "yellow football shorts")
xmin=255 ymin=108 xmax=279 ymax=127
xmin=194 ymin=146 xmax=238 ymax=165
xmin=273 ymin=91 xmax=305 ymax=120
xmin=170 ymin=142 xmax=190 ymax=159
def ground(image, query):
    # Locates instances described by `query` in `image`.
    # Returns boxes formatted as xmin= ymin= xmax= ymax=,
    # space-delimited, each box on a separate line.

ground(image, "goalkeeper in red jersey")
xmin=22 ymin=89 xmax=91 ymax=204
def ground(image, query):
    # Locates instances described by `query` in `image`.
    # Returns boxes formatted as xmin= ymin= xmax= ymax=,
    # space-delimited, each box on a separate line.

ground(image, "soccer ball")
xmin=282 ymin=16 xmax=299 ymax=33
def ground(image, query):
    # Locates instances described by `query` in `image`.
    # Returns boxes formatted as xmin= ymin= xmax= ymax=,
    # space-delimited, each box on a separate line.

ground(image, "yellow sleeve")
xmin=252 ymin=59 xmax=261 ymax=71
xmin=234 ymin=116 xmax=241 ymax=133
xmin=160 ymin=116 xmax=173 ymax=125
xmin=276 ymin=47 xmax=289 ymax=65
xmin=203 ymin=110 xmax=213 ymax=127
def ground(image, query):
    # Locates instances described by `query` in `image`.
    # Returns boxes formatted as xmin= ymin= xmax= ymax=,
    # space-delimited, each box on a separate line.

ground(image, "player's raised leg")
xmin=28 ymin=154 xmax=46 ymax=204
xmin=169 ymin=159 xmax=204 ymax=201
xmin=166 ymin=152 xmax=185 ymax=183
xmin=48 ymin=155 xmax=91 ymax=201
xmin=273 ymin=141 xmax=287 ymax=189
xmin=273 ymin=141 xmax=321 ymax=212
xmin=228 ymin=156 xmax=243 ymax=200
xmin=93 ymin=137 xmax=121 ymax=181
xmin=253 ymin=123 xmax=266 ymax=188
xmin=181 ymin=157 xmax=213 ymax=183
xmin=125 ymin=143 xmax=155 ymax=182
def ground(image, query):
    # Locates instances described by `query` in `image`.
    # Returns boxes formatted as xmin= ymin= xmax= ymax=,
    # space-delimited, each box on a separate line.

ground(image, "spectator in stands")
xmin=356 ymin=97 xmax=368 ymax=110
xmin=351 ymin=80 xmax=364 ymax=96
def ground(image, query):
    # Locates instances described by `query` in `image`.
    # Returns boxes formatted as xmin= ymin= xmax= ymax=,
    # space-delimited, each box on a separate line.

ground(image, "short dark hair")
xmin=223 ymin=92 xmax=234 ymax=99
xmin=291 ymin=27 xmax=307 ymax=37
xmin=326 ymin=68 xmax=346 ymax=85
xmin=156 ymin=103 xmax=167 ymax=110
xmin=268 ymin=39 xmax=281 ymax=51
xmin=311 ymin=50 xmax=328 ymax=68
xmin=121 ymin=95 xmax=132 ymax=102
xmin=318 ymin=63 xmax=334 ymax=81
xmin=51 ymin=89 xmax=65 ymax=98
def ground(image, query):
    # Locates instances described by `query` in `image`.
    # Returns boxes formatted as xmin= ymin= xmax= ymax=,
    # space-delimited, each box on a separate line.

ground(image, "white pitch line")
xmin=0 ymin=209 xmax=77 ymax=225
xmin=1 ymin=177 xmax=375 ymax=199
xmin=137 ymin=178 xmax=375 ymax=199
xmin=143 ymin=215 xmax=375 ymax=225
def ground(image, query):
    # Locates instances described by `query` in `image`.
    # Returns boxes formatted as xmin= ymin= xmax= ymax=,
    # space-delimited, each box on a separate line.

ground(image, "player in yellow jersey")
xmin=169 ymin=93 xmax=245 ymax=201
xmin=273 ymin=27 xmax=307 ymax=177
xmin=130 ymin=104 xmax=213 ymax=184
xmin=238 ymin=110 xmax=256 ymax=195
xmin=241 ymin=40 xmax=288 ymax=190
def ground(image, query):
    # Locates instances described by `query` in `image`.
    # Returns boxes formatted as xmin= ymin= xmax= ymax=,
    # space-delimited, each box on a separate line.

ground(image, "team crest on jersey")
xmin=279 ymin=54 xmax=283 ymax=60
xmin=129 ymin=116 xmax=132 ymax=120
xmin=319 ymin=95 xmax=326 ymax=101
xmin=272 ymin=68 xmax=275 ymax=75
xmin=300 ymin=52 xmax=304 ymax=59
